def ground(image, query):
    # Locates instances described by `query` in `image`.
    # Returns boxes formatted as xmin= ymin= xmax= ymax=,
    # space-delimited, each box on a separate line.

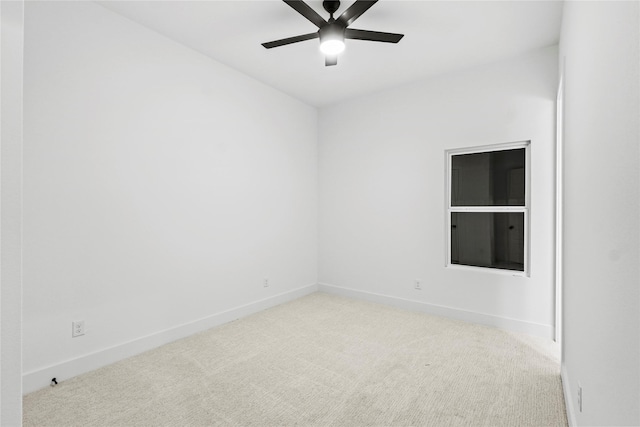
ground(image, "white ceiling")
xmin=97 ymin=0 xmax=563 ymax=107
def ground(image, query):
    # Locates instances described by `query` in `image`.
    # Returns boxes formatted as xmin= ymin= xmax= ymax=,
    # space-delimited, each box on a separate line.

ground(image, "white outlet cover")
xmin=72 ymin=320 xmax=85 ymax=337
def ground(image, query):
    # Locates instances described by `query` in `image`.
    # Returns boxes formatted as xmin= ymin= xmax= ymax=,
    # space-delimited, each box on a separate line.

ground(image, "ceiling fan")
xmin=262 ymin=0 xmax=404 ymax=66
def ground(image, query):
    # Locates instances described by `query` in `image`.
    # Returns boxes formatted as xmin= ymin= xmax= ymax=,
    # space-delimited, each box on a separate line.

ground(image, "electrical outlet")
xmin=414 ymin=279 xmax=422 ymax=290
xmin=264 ymin=278 xmax=269 ymax=288
xmin=72 ymin=320 xmax=85 ymax=337
xmin=578 ymin=383 xmax=583 ymax=412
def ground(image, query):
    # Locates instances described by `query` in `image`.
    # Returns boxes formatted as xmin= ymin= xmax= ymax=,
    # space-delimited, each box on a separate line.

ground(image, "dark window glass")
xmin=451 ymin=212 xmax=524 ymax=271
xmin=451 ymin=148 xmax=525 ymax=206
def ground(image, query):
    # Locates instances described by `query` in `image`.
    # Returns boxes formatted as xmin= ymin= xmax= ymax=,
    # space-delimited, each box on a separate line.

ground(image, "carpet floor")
xmin=23 ymin=292 xmax=567 ymax=426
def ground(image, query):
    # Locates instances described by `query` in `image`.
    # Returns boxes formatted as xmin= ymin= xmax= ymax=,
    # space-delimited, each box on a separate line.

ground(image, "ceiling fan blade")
xmin=345 ymin=28 xmax=404 ymax=43
xmin=325 ymin=55 xmax=338 ymax=66
xmin=262 ymin=32 xmax=319 ymax=49
xmin=284 ymin=0 xmax=327 ymax=28
xmin=337 ymin=0 xmax=378 ymax=27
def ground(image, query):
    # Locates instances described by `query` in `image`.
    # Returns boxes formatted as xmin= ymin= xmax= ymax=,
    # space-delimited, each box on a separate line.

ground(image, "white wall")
xmin=318 ymin=46 xmax=558 ymax=338
xmin=1 ymin=0 xmax=24 ymax=423
xmin=559 ymin=2 xmax=640 ymax=425
xmin=23 ymin=1 xmax=318 ymax=392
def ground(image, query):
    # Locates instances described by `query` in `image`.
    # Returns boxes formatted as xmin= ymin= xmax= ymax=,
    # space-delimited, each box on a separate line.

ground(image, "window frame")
xmin=445 ymin=141 xmax=531 ymax=277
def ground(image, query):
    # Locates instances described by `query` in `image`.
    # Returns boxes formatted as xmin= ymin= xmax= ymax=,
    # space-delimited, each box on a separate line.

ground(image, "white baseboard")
xmin=23 ymin=283 xmax=318 ymax=395
xmin=25 ymin=283 xmax=554 ymax=395
xmin=561 ymin=362 xmax=577 ymax=426
xmin=318 ymin=283 xmax=554 ymax=339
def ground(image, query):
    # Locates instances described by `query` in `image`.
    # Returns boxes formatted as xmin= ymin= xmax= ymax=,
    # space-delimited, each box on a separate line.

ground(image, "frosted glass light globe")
xmin=319 ymin=39 xmax=345 ymax=55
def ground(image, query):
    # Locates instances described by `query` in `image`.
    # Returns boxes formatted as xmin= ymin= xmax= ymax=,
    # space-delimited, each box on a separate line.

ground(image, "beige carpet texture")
xmin=23 ymin=293 xmax=568 ymax=426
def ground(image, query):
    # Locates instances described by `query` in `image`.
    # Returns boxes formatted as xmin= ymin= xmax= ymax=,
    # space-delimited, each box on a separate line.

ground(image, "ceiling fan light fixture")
xmin=320 ymin=39 xmax=345 ymax=55
xmin=319 ymin=24 xmax=345 ymax=55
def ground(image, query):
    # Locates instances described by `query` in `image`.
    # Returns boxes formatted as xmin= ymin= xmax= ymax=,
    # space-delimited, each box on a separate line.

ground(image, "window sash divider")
xmin=449 ymin=206 xmax=528 ymax=213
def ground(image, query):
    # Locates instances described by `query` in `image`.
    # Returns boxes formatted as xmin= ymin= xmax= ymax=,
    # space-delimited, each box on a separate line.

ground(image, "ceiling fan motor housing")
xmin=319 ymin=22 xmax=345 ymax=43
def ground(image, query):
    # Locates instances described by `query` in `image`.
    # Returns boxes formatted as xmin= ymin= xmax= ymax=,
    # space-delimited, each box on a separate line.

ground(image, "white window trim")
xmin=445 ymin=141 xmax=531 ymax=277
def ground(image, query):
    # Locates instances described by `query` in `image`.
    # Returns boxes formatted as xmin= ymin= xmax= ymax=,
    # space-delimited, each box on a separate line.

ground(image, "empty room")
xmin=1 ymin=0 xmax=638 ymax=426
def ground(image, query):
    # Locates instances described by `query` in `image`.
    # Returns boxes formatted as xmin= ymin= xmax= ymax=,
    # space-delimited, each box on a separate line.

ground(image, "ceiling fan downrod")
xmin=323 ymin=0 xmax=341 ymax=21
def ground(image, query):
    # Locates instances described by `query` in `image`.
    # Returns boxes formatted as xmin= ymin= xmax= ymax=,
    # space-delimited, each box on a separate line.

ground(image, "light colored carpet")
xmin=23 ymin=292 xmax=567 ymax=426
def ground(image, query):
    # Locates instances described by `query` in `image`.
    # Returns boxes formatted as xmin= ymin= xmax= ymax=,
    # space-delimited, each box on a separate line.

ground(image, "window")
xmin=446 ymin=142 xmax=529 ymax=275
